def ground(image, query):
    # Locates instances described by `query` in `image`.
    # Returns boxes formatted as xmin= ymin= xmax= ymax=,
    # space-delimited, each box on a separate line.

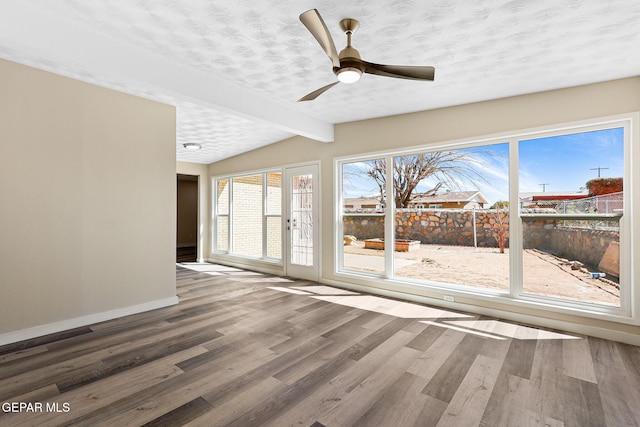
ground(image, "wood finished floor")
xmin=176 ymin=246 xmax=197 ymax=263
xmin=1 ymin=264 xmax=640 ymax=426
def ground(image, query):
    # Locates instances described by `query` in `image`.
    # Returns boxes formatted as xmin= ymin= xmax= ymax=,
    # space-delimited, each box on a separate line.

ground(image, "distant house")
xmin=408 ymin=191 xmax=488 ymax=209
xmin=344 ymin=196 xmax=384 ymax=212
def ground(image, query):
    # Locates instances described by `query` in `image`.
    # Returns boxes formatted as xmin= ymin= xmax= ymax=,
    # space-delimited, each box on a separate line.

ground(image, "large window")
xmin=392 ymin=145 xmax=510 ymax=293
xmin=213 ymin=170 xmax=282 ymax=261
xmin=341 ymin=158 xmax=387 ymax=274
xmin=519 ymin=128 xmax=624 ymax=307
xmin=337 ymin=116 xmax=633 ymax=319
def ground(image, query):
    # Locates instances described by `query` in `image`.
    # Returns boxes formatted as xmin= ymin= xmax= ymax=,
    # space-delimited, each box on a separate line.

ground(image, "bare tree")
xmin=491 ymin=208 xmax=509 ymax=254
xmin=365 ymin=151 xmax=491 ymax=208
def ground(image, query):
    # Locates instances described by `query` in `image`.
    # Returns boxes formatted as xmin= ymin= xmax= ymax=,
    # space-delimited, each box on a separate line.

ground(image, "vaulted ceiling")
xmin=1 ymin=1 xmax=639 ymax=164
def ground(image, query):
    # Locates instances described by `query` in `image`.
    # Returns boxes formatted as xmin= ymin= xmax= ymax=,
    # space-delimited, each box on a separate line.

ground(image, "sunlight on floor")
xmin=181 ymin=263 xmax=582 ymax=342
xmin=291 ymin=285 xmax=359 ymax=295
xmin=311 ymin=295 xmax=472 ymax=320
xmin=269 ymin=285 xmax=581 ymax=341
xmin=422 ymin=319 xmax=580 ymax=341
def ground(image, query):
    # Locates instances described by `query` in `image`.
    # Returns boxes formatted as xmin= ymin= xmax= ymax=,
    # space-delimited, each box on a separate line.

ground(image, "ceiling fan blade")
xmin=298 ymin=81 xmax=340 ymax=102
xmin=300 ymin=9 xmax=340 ymax=68
xmin=363 ymin=62 xmax=435 ymax=81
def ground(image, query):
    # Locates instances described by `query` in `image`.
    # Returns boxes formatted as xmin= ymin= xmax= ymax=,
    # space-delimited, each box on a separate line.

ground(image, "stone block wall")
xmin=343 ymin=214 xmax=385 ymax=240
xmin=343 ymin=209 xmax=509 ymax=248
xmin=343 ymin=209 xmax=619 ymax=270
xmin=548 ymin=227 xmax=619 ymax=268
xmin=394 ymin=209 xmax=508 ymax=248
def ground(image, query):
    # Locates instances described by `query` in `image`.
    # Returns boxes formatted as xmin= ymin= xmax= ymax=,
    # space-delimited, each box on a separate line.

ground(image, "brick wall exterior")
xmin=216 ymin=173 xmax=282 ymax=259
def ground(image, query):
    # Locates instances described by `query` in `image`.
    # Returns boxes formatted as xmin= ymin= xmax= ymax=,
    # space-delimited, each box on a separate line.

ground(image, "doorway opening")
xmin=177 ymin=174 xmax=199 ymax=262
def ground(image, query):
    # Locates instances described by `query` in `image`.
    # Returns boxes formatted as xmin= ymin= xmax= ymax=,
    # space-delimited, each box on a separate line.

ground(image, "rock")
xmin=344 ymin=235 xmax=357 ymax=246
xmin=570 ymin=261 xmax=584 ymax=270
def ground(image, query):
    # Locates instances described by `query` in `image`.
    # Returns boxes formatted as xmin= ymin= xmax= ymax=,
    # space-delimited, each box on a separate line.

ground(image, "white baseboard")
xmin=320 ymin=277 xmax=640 ymax=347
xmin=0 ymin=296 xmax=179 ymax=347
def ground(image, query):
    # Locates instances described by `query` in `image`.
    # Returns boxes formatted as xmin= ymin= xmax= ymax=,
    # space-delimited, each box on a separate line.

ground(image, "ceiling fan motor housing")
xmin=335 ymin=47 xmax=364 ymax=76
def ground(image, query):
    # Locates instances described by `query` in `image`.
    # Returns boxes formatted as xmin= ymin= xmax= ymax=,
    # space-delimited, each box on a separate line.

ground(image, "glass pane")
xmin=231 ymin=175 xmax=263 ymax=257
xmin=217 ymin=216 xmax=229 ymax=252
xmin=522 ymin=218 xmax=619 ymax=306
xmin=519 ymin=128 xmax=624 ymax=307
xmin=217 ymin=179 xmax=229 ymax=215
xmin=266 ymin=172 xmax=282 ymax=215
xmin=291 ymin=174 xmax=313 ymax=266
xmin=341 ymin=159 xmax=386 ymax=273
xmin=216 ymin=178 xmax=229 ymax=252
xmin=392 ymin=145 xmax=510 ymax=292
xmin=266 ymin=216 xmax=282 ymax=259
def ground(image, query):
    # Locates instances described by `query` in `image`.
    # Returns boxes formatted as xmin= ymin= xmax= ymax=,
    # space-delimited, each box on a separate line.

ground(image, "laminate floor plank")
xmin=272 ymin=328 xmax=370 ymax=385
xmin=195 ymin=377 xmax=287 ymax=427
xmin=1 ymin=346 xmax=205 ymax=427
xmin=0 ymin=345 xmax=47 ymax=365
xmin=265 ymin=332 xmax=420 ymax=427
xmin=0 ymin=327 xmax=93 ymax=356
xmin=406 ymin=322 xmax=447 ymax=352
xmin=351 ymin=372 xmax=429 ymax=427
xmin=562 ymin=337 xmax=598 ymax=383
xmin=1 ymin=263 xmax=639 ymax=426
xmin=526 ymin=339 xmax=565 ymax=422
xmin=480 ymin=373 xmax=533 ymax=427
xmin=220 ymin=349 xmax=359 ymax=427
xmin=201 ymin=335 xmax=334 ymax=405
xmin=141 ymin=396 xmax=213 ymax=427
xmin=560 ymin=375 xmax=606 ymax=427
xmin=421 ymin=334 xmax=485 ymax=403
xmin=328 ymin=329 xmax=417 ymax=395
xmin=593 ymin=363 xmax=640 ymax=426
xmin=348 ymin=317 xmax=413 ymax=362
xmin=0 ymin=319 xmax=178 ymax=382
xmin=435 ymin=354 xmax=503 ymax=427
xmin=64 ymin=344 xmax=278 ymax=426
xmin=319 ymin=345 xmax=422 ymax=427
xmin=617 ymin=340 xmax=640 ymax=379
xmin=411 ymin=395 xmax=449 ymax=427
xmin=407 ymin=328 xmax=467 ymax=380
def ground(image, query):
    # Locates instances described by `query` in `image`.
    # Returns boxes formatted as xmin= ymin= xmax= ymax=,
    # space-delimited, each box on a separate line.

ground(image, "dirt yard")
xmin=343 ymin=241 xmax=620 ymax=306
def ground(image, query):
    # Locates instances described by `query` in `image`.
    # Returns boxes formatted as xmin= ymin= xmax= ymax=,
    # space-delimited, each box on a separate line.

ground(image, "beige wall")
xmin=0 ymin=59 xmax=177 ymax=340
xmin=176 ymin=162 xmax=209 ymax=262
xmin=208 ymin=77 xmax=640 ymax=341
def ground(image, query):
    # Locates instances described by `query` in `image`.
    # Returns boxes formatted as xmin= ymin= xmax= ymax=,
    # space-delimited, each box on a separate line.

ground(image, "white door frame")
xmin=284 ymin=163 xmax=320 ymax=281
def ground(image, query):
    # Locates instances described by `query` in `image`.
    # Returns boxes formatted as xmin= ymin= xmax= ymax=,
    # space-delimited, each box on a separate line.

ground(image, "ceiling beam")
xmin=0 ymin=3 xmax=334 ymax=143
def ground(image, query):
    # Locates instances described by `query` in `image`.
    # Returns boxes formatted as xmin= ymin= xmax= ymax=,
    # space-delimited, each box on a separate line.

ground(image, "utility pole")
xmin=539 ymin=183 xmax=550 ymax=192
xmin=590 ymin=167 xmax=609 ymax=178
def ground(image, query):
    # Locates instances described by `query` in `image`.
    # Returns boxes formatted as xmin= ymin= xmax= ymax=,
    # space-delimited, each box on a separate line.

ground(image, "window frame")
xmin=212 ymin=168 xmax=283 ymax=263
xmin=335 ymin=113 xmax=637 ymax=324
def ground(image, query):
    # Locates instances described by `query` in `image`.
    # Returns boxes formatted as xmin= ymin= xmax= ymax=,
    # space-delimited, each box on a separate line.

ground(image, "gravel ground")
xmin=343 ymin=241 xmax=620 ymax=306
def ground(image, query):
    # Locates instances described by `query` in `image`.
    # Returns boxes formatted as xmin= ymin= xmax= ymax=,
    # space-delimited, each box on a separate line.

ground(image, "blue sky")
xmin=519 ymin=127 xmax=624 ymax=195
xmin=342 ymin=127 xmax=624 ymax=206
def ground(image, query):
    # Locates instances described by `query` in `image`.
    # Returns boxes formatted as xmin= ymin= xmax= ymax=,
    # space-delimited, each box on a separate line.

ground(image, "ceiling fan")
xmin=298 ymin=9 xmax=435 ymax=102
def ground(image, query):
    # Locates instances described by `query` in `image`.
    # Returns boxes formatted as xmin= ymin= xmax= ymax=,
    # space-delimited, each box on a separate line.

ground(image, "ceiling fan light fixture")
xmin=298 ymin=9 xmax=434 ymax=101
xmin=183 ymin=143 xmax=202 ymax=151
xmin=336 ymin=67 xmax=362 ymax=83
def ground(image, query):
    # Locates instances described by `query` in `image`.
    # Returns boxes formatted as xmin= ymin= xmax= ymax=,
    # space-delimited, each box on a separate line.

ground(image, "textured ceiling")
xmin=1 ymin=0 xmax=639 ymax=164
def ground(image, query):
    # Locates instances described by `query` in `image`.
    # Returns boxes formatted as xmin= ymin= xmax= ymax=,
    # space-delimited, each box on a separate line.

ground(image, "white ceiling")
xmin=1 ymin=1 xmax=639 ymax=164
